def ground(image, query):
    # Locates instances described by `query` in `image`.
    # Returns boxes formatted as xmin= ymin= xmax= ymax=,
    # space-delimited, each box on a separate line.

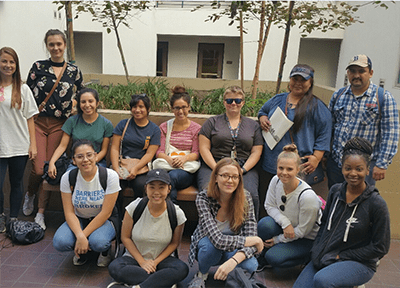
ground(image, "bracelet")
xmin=231 ymin=257 xmax=239 ymax=264
xmin=242 ymin=167 xmax=248 ymax=174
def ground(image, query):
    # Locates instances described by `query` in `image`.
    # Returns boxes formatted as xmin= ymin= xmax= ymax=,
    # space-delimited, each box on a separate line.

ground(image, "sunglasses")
xmin=225 ymin=98 xmax=243 ymax=105
xmin=279 ymin=195 xmax=287 ymax=212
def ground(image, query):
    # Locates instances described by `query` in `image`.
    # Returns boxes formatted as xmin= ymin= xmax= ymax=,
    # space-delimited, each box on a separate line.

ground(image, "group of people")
xmin=0 ymin=27 xmax=396 ymax=288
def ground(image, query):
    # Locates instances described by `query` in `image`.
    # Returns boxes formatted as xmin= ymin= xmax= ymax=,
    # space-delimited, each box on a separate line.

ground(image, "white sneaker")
xmin=23 ymin=193 xmax=35 ymax=216
xmin=73 ymin=255 xmax=88 ymax=266
xmin=97 ymin=250 xmax=112 ymax=267
xmin=34 ymin=213 xmax=46 ymax=230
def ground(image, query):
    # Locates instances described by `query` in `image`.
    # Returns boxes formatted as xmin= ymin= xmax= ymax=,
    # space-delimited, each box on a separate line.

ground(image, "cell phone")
xmin=301 ymin=158 xmax=308 ymax=164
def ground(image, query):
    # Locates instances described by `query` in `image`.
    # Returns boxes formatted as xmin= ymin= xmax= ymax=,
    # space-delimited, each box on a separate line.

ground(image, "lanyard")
xmin=225 ymin=114 xmax=241 ymax=159
xmin=285 ymin=96 xmax=295 ymax=144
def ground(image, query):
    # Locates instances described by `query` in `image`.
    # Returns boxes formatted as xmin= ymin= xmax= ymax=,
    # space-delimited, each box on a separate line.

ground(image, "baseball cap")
xmin=290 ymin=66 xmax=314 ymax=80
xmin=346 ymin=54 xmax=372 ymax=70
xmin=145 ymin=169 xmax=171 ymax=185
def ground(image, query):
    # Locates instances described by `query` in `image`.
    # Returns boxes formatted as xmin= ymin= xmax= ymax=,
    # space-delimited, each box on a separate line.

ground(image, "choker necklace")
xmin=49 ymin=59 xmax=65 ymax=67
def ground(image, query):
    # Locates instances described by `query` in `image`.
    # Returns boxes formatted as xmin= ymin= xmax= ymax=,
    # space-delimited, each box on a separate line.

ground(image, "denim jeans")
xmin=168 ymin=169 xmax=194 ymax=203
xmin=293 ymin=260 xmax=375 ymax=288
xmin=108 ymin=255 xmax=189 ymax=288
xmin=197 ymin=236 xmax=258 ymax=274
xmin=257 ymin=216 xmax=313 ymax=268
xmin=0 ymin=156 xmax=29 ymax=217
xmin=53 ymin=218 xmax=115 ymax=253
xmin=327 ymin=156 xmax=376 ymax=189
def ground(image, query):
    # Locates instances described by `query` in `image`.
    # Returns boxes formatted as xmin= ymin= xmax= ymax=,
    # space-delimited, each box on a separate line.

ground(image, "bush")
xmin=88 ymin=79 xmax=274 ymax=117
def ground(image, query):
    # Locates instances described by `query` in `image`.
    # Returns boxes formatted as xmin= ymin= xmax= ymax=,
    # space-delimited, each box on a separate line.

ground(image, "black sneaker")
xmin=256 ymin=256 xmax=272 ymax=272
xmin=0 ymin=213 xmax=6 ymax=233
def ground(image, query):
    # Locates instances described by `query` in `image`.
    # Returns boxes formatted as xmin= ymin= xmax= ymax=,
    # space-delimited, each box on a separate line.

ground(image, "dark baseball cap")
xmin=145 ymin=169 xmax=171 ymax=185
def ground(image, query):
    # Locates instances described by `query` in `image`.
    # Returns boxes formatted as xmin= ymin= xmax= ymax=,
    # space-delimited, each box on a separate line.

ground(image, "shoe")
xmin=97 ymin=250 xmax=112 ymax=267
xmin=256 ymin=256 xmax=272 ymax=272
xmin=9 ymin=217 xmax=18 ymax=222
xmin=34 ymin=213 xmax=46 ymax=230
xmin=188 ymin=272 xmax=207 ymax=288
xmin=171 ymin=285 xmax=177 ymax=288
xmin=0 ymin=213 xmax=6 ymax=233
xmin=23 ymin=193 xmax=35 ymax=216
xmin=106 ymin=282 xmax=130 ymax=288
xmin=73 ymin=255 xmax=88 ymax=266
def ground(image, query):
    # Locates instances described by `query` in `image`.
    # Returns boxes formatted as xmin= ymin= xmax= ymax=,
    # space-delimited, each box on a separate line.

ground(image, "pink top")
xmin=156 ymin=120 xmax=202 ymax=156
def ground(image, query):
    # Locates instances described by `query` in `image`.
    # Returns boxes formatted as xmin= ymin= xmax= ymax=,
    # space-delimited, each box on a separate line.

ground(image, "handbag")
xmin=34 ymin=62 xmax=67 ymax=119
xmin=225 ymin=267 xmax=267 ymax=288
xmin=42 ymin=153 xmax=70 ymax=185
xmin=117 ymin=118 xmax=149 ymax=180
xmin=152 ymin=119 xmax=200 ymax=174
xmin=303 ymin=162 xmax=325 ymax=186
xmin=6 ymin=220 xmax=45 ymax=244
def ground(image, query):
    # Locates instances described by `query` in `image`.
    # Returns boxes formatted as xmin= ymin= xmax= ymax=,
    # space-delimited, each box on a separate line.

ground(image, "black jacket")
xmin=311 ymin=182 xmax=390 ymax=271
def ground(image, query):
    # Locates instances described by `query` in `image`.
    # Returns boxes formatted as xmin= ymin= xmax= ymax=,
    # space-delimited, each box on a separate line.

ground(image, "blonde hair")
xmin=207 ymin=158 xmax=248 ymax=232
xmin=223 ymin=86 xmax=245 ymax=99
xmin=277 ymin=143 xmax=301 ymax=168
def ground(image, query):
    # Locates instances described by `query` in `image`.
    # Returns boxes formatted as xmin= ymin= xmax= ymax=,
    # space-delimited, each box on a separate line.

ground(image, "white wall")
xmin=336 ymin=1 xmax=400 ymax=102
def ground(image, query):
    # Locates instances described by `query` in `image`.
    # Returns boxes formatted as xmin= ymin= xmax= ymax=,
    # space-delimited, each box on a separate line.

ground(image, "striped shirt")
xmin=329 ymin=82 xmax=399 ymax=169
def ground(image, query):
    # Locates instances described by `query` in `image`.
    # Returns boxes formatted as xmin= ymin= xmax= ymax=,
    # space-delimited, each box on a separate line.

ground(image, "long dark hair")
xmin=289 ymin=64 xmax=318 ymax=134
xmin=75 ymin=88 xmax=99 ymax=115
xmin=0 ymin=47 xmax=22 ymax=109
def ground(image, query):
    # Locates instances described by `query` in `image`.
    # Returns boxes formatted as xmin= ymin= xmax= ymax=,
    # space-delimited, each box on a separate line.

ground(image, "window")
xmin=197 ymin=43 xmax=224 ymax=79
xmin=156 ymin=42 xmax=168 ymax=77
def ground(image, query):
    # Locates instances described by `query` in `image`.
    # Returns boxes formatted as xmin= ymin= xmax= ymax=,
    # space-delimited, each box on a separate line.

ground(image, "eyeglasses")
xmin=218 ymin=174 xmax=240 ymax=181
xmin=172 ymin=106 xmax=189 ymax=112
xmin=225 ymin=98 xmax=243 ymax=105
xmin=74 ymin=152 xmax=96 ymax=161
xmin=280 ymin=195 xmax=287 ymax=211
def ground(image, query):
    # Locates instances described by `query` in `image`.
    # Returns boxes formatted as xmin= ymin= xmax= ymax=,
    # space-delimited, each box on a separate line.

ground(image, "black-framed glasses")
xmin=280 ymin=195 xmax=287 ymax=211
xmin=225 ymin=98 xmax=243 ymax=105
xmin=218 ymin=174 xmax=240 ymax=181
xmin=172 ymin=105 xmax=189 ymax=112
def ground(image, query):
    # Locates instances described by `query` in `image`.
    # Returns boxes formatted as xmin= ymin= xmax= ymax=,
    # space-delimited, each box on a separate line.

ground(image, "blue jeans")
xmin=168 ymin=169 xmax=194 ymax=203
xmin=293 ymin=260 xmax=375 ymax=288
xmin=108 ymin=255 xmax=189 ymax=288
xmin=257 ymin=216 xmax=313 ymax=268
xmin=53 ymin=218 xmax=115 ymax=253
xmin=327 ymin=156 xmax=376 ymax=189
xmin=0 ymin=156 xmax=29 ymax=217
xmin=197 ymin=236 xmax=258 ymax=274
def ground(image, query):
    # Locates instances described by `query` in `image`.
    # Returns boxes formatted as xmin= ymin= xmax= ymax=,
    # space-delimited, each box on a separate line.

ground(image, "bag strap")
xmin=38 ymin=61 xmax=67 ymax=112
xmin=69 ymin=166 xmax=108 ymax=194
xmin=376 ymin=86 xmax=385 ymax=118
xmin=297 ymin=187 xmax=312 ymax=203
xmin=165 ymin=119 xmax=174 ymax=155
xmin=119 ymin=118 xmax=132 ymax=162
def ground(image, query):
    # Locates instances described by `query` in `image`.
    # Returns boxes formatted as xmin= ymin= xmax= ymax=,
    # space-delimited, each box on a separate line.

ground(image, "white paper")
xmin=262 ymin=107 xmax=294 ymax=150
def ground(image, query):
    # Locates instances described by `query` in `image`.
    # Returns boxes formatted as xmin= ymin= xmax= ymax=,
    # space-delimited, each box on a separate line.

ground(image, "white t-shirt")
xmin=60 ymin=168 xmax=120 ymax=218
xmin=123 ymin=198 xmax=187 ymax=260
xmin=0 ymin=84 xmax=38 ymax=157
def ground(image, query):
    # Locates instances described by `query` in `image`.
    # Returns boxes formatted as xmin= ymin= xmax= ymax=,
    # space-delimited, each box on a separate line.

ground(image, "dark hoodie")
xmin=310 ymin=182 xmax=390 ymax=271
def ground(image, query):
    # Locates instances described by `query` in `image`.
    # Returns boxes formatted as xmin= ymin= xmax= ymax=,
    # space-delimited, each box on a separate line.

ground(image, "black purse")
xmin=303 ymin=162 xmax=325 ymax=185
xmin=42 ymin=153 xmax=70 ymax=185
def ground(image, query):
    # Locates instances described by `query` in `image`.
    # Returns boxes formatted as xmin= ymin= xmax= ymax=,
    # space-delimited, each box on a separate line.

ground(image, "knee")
xmin=108 ymin=259 xmax=124 ymax=280
xmin=89 ymin=238 xmax=112 ymax=252
xmin=257 ymin=216 xmax=275 ymax=239
xmin=52 ymin=234 xmax=73 ymax=252
xmin=313 ymin=272 xmax=330 ymax=288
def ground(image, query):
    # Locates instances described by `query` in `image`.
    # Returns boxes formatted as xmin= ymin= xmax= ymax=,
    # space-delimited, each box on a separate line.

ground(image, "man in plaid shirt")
xmin=327 ymin=54 xmax=399 ymax=188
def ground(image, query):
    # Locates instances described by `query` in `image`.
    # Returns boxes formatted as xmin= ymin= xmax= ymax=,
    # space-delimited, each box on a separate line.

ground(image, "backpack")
xmin=225 ymin=267 xmax=267 ymax=288
xmin=6 ymin=220 xmax=45 ymax=245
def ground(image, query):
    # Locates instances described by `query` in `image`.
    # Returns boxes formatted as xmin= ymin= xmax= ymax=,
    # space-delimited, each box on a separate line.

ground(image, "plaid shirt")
xmin=188 ymin=189 xmax=258 ymax=267
xmin=329 ymin=82 xmax=399 ymax=169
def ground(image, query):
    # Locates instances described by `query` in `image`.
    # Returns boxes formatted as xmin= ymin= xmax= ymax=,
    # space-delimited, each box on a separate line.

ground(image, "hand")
xmin=139 ymin=259 xmax=157 ymax=274
xmin=214 ymin=258 xmax=237 ymax=281
xmin=264 ymin=238 xmax=275 ymax=248
xmin=127 ymin=166 xmax=138 ymax=180
xmin=300 ymin=155 xmax=319 ymax=174
xmin=259 ymin=115 xmax=271 ymax=132
xmin=74 ymin=235 xmax=90 ymax=258
xmin=283 ymin=225 xmax=295 ymax=239
xmin=372 ymin=166 xmax=386 ymax=181
xmin=48 ymin=162 xmax=57 ymax=179
xmin=245 ymin=236 xmax=264 ymax=253
xmin=171 ymin=155 xmax=187 ymax=168
xmin=28 ymin=144 xmax=37 ymax=160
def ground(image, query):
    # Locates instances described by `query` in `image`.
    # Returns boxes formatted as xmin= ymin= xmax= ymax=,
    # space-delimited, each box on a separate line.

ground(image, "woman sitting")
xmin=47 ymin=88 xmax=113 ymax=176
xmin=188 ymin=158 xmax=263 ymax=288
xmin=110 ymin=94 xmax=160 ymax=212
xmin=257 ymin=144 xmax=322 ymax=270
xmin=198 ymin=86 xmax=263 ymax=217
xmin=293 ymin=137 xmax=390 ymax=288
xmin=53 ymin=139 xmax=120 ymax=267
xmin=154 ymin=86 xmax=201 ymax=203
xmin=107 ymin=169 xmax=189 ymax=288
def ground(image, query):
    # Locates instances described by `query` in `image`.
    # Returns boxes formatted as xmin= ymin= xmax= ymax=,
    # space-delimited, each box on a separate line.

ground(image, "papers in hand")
xmin=262 ymin=107 xmax=294 ymax=150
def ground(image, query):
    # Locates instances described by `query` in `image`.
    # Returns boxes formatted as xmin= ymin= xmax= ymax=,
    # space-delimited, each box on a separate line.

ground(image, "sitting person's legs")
xmin=168 ymin=169 xmax=194 ymax=203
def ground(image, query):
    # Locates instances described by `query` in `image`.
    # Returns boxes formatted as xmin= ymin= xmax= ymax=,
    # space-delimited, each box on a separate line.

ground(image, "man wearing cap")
xmin=327 ymin=54 xmax=399 ymax=188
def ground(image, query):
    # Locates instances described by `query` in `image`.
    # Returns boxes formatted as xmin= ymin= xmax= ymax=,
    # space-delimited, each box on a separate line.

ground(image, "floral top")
xmin=26 ymin=59 xmax=84 ymax=118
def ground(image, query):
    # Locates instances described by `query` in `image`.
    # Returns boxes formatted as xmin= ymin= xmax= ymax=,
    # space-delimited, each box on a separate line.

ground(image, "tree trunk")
xmin=65 ymin=2 xmax=75 ymax=64
xmin=275 ymin=1 xmax=295 ymax=95
xmin=239 ymin=10 xmax=244 ymax=90
xmin=251 ymin=1 xmax=266 ymax=99
xmin=109 ymin=4 xmax=130 ymax=83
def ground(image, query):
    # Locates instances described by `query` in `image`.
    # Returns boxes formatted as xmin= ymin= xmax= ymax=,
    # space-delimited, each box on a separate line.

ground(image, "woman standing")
xmin=47 ymin=88 xmax=113 ymax=176
xmin=188 ymin=158 xmax=263 ymax=288
xmin=0 ymin=47 xmax=38 ymax=232
xmin=110 ymin=94 xmax=160 ymax=212
xmin=107 ymin=169 xmax=189 ymax=288
xmin=198 ymin=86 xmax=263 ymax=217
xmin=23 ymin=29 xmax=84 ymax=230
xmin=257 ymin=144 xmax=321 ymax=269
xmin=293 ymin=137 xmax=390 ymax=288
xmin=53 ymin=140 xmax=120 ymax=267
xmin=154 ymin=86 xmax=201 ymax=203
